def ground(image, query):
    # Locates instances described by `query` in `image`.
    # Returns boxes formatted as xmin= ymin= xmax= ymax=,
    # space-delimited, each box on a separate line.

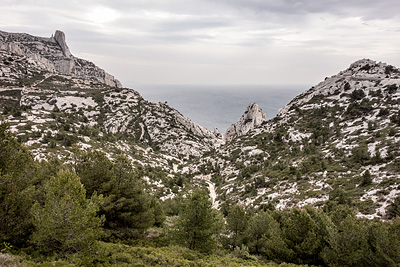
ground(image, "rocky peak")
xmin=53 ymin=30 xmax=71 ymax=57
xmin=344 ymin=58 xmax=391 ymax=77
xmin=349 ymin=58 xmax=377 ymax=69
xmin=224 ymin=103 xmax=266 ymax=142
xmin=278 ymin=58 xmax=400 ymax=117
xmin=210 ymin=59 xmax=400 ymax=219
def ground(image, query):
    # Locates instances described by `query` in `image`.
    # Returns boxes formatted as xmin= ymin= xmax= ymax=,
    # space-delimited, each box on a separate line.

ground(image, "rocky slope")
xmin=1 ymin=29 xmax=399 ymax=219
xmin=0 ymin=30 xmax=227 ymax=201
xmin=204 ymin=58 xmax=400 ymax=219
xmin=0 ymin=30 xmax=122 ymax=88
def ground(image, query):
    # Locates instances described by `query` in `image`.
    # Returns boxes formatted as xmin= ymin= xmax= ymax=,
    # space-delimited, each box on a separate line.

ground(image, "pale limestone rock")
xmin=54 ymin=59 xmax=74 ymax=74
xmin=278 ymin=58 xmax=390 ymax=117
xmin=53 ymin=30 xmax=71 ymax=57
xmin=0 ymin=29 xmax=224 ymax=157
xmin=137 ymin=102 xmax=224 ymax=157
xmin=0 ymin=30 xmax=122 ymax=88
xmin=225 ymin=103 xmax=266 ymax=142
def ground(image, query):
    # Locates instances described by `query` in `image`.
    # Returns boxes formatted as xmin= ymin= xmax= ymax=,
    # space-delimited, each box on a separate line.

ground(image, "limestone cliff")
xmin=224 ymin=103 xmax=266 ymax=141
xmin=0 ymin=30 xmax=122 ymax=88
xmin=0 ymin=30 xmax=224 ymax=158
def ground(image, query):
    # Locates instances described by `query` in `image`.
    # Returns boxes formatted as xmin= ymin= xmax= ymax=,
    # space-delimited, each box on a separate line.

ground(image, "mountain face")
xmin=0 ymin=30 xmax=223 ymax=163
xmin=1 ymin=30 xmax=399 ymax=219
xmin=0 ymin=30 xmax=122 ymax=88
xmin=207 ymin=58 xmax=400 ymax=219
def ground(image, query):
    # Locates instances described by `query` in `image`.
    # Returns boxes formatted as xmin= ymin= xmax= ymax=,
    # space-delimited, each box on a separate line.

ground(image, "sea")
xmin=133 ymin=84 xmax=310 ymax=133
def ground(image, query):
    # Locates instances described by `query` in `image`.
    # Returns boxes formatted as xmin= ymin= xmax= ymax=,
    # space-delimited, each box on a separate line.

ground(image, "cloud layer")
xmin=1 ymin=0 xmax=400 ymax=86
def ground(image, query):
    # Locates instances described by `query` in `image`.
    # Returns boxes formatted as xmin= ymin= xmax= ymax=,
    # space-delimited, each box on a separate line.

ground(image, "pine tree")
xmin=172 ymin=189 xmax=223 ymax=253
xmin=75 ymin=150 xmax=114 ymax=196
xmin=387 ymin=217 xmax=400 ymax=263
xmin=363 ymin=220 xmax=399 ymax=266
xmin=226 ymin=204 xmax=249 ymax=248
xmin=31 ymin=170 xmax=104 ymax=254
xmin=0 ymin=122 xmax=37 ymax=246
xmin=75 ymin=152 xmax=157 ymax=239
xmin=361 ymin=170 xmax=372 ymax=186
xmin=321 ymin=214 xmax=367 ymax=266
xmin=102 ymin=155 xmax=155 ymax=239
xmin=151 ymin=197 xmax=166 ymax=227
xmin=279 ymin=207 xmax=325 ymax=264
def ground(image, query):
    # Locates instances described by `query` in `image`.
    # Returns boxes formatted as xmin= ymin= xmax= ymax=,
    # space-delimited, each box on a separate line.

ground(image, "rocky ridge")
xmin=0 ymin=30 xmax=225 ymax=200
xmin=0 ymin=30 xmax=122 ymax=88
xmin=202 ymin=58 xmax=400 ymax=219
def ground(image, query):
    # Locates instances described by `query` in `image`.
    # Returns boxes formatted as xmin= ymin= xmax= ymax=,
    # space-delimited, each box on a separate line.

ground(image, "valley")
xmin=1 ymin=29 xmax=400 ymax=267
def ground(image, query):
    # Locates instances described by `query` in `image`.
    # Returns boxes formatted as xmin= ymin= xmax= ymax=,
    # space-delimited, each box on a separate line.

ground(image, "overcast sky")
xmin=1 ymin=0 xmax=400 ymax=87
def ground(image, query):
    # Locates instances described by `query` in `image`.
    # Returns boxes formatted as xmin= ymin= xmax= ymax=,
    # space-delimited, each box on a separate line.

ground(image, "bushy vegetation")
xmin=31 ymin=170 xmax=104 ymax=254
xmin=2 ymin=120 xmax=400 ymax=267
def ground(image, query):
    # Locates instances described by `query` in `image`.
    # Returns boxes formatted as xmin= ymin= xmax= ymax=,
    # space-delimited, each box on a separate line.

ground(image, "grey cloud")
xmin=153 ymin=19 xmax=231 ymax=32
xmin=145 ymin=32 xmax=217 ymax=45
xmin=210 ymin=0 xmax=400 ymax=20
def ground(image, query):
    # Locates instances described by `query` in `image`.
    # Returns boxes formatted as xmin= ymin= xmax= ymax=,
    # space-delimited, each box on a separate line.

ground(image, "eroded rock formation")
xmin=224 ymin=103 xmax=266 ymax=141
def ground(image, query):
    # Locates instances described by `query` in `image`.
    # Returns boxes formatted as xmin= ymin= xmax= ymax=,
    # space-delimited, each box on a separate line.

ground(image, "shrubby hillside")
xmin=202 ymin=59 xmax=400 ymax=220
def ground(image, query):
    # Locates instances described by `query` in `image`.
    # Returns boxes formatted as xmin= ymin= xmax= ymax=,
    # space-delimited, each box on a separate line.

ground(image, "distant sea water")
xmin=135 ymin=84 xmax=310 ymax=133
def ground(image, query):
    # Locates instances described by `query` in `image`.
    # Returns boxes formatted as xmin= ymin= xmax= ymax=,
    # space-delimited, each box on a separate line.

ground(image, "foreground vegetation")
xmin=1 ymin=121 xmax=400 ymax=267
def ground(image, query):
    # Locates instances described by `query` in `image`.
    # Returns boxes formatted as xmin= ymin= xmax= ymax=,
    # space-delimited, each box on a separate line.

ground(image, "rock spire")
xmin=224 ymin=103 xmax=266 ymax=141
xmin=53 ymin=30 xmax=71 ymax=57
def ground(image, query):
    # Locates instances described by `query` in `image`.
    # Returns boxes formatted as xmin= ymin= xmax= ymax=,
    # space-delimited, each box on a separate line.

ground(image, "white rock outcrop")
xmin=53 ymin=30 xmax=71 ymax=57
xmin=225 ymin=103 xmax=266 ymax=142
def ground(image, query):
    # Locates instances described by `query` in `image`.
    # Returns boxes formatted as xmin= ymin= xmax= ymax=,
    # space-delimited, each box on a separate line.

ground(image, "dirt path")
xmin=139 ymin=123 xmax=145 ymax=140
xmin=199 ymin=174 xmax=218 ymax=209
xmin=32 ymin=73 xmax=53 ymax=87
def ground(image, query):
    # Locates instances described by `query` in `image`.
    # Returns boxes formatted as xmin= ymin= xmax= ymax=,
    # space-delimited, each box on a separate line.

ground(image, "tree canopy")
xmin=31 ymin=170 xmax=104 ymax=254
